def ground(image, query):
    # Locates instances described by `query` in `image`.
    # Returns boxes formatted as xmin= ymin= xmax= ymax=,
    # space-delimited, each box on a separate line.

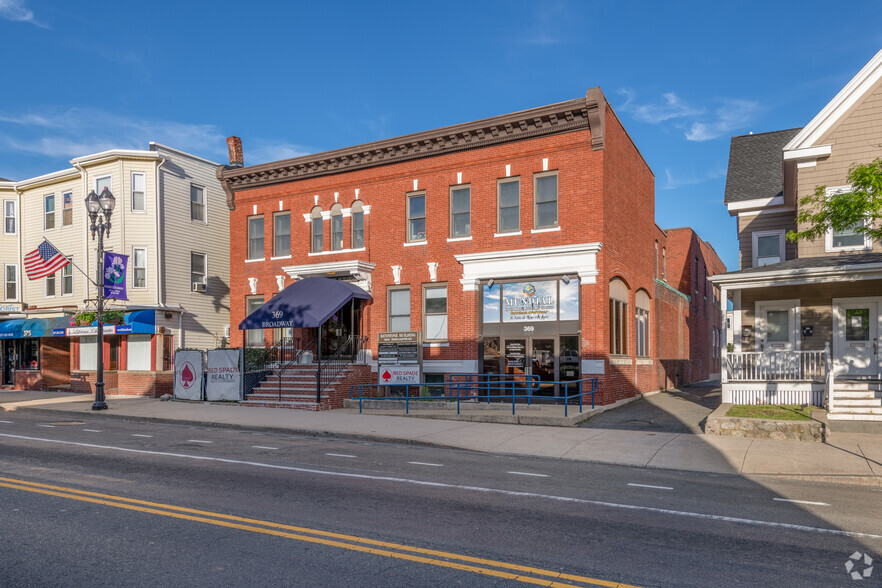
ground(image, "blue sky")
xmin=2 ymin=1 xmax=881 ymax=270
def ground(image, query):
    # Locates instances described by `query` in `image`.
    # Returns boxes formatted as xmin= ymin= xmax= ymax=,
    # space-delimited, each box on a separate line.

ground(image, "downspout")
xmin=154 ymin=157 xmax=167 ymax=307
xmin=12 ymin=184 xmax=22 ymax=306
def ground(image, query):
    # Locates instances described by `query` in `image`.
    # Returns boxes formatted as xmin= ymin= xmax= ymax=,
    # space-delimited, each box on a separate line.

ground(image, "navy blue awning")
xmin=239 ymin=277 xmax=371 ymax=330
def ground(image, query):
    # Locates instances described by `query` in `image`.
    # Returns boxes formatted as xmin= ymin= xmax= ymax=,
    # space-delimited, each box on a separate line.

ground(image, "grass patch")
xmin=726 ymin=404 xmax=814 ymax=421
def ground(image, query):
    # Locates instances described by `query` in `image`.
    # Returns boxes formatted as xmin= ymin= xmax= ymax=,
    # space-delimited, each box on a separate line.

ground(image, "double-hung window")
xmin=247 ymin=215 xmax=264 ymax=260
xmin=46 ymin=272 xmax=56 ymax=297
xmin=246 ymin=296 xmax=265 ymax=347
xmin=95 ymin=176 xmax=111 ymax=195
xmin=4 ymin=265 xmax=17 ymax=300
xmin=62 ymin=258 xmax=73 ymax=295
xmin=498 ymin=178 xmax=520 ymax=233
xmin=351 ymin=201 xmax=365 ymax=249
xmin=407 ymin=192 xmax=426 ymax=242
xmin=4 ymin=200 xmax=15 ymax=234
xmin=449 ymin=186 xmax=470 ymax=238
xmin=132 ymin=173 xmax=146 ymax=212
xmin=62 ymin=192 xmax=73 ymax=226
xmin=331 ymin=204 xmax=343 ymax=250
xmin=824 ymin=186 xmax=872 ymax=252
xmin=273 ymin=212 xmax=291 ymax=257
xmin=534 ymin=172 xmax=558 ymax=229
xmin=388 ymin=287 xmax=411 ymax=331
xmin=190 ymin=185 xmax=205 ymax=222
xmin=191 ymin=252 xmax=206 ymax=291
xmin=423 ymin=285 xmax=448 ymax=341
xmin=44 ymin=194 xmax=55 ymax=230
xmin=609 ymin=278 xmax=628 ymax=356
xmin=133 ymin=247 xmax=147 ymax=289
xmin=635 ymin=290 xmax=650 ymax=357
xmin=752 ymin=230 xmax=784 ymax=267
xmin=310 ymin=207 xmax=323 ymax=252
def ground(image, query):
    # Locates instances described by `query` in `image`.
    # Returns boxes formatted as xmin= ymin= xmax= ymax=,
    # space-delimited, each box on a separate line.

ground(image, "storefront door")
xmin=503 ymin=337 xmax=557 ymax=396
xmin=834 ymin=299 xmax=879 ymax=378
xmin=2 ymin=340 xmax=13 ymax=385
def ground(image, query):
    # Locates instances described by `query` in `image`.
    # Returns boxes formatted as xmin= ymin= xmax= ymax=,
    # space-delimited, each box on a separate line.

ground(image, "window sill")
xmin=531 ymin=226 xmax=561 ymax=234
xmin=609 ymin=357 xmax=632 ymax=366
xmin=825 ymin=245 xmax=872 ymax=253
xmin=307 ymin=247 xmax=366 ymax=257
xmin=270 ymin=255 xmax=292 ymax=261
xmin=446 ymin=236 xmax=472 ymax=242
xmin=636 ymin=358 xmax=653 ymax=365
xmin=245 ymin=258 xmax=265 ymax=263
xmin=403 ymin=241 xmax=427 ymax=247
xmin=423 ymin=342 xmax=449 ymax=347
xmin=494 ymin=231 xmax=522 ymax=238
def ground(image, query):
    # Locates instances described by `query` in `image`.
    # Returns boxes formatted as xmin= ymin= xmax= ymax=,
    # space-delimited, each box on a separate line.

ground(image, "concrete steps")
xmin=244 ymin=364 xmax=353 ymax=410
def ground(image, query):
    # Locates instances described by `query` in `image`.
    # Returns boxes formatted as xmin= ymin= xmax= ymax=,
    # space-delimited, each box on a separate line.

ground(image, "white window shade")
xmin=79 ymin=336 xmax=97 ymax=370
xmin=127 ymin=334 xmax=152 ymax=370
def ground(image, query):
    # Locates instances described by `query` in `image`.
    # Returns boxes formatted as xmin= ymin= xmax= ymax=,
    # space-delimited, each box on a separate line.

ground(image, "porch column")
xmin=721 ymin=286 xmax=728 ymax=384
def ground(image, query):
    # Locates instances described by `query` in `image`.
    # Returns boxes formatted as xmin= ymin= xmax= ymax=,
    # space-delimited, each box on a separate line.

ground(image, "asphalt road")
xmin=579 ymin=384 xmax=722 ymax=433
xmin=0 ymin=411 xmax=880 ymax=587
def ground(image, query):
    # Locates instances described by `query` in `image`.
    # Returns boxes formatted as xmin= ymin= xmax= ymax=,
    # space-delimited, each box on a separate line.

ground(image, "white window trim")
xmin=131 ymin=172 xmax=147 ymax=213
xmin=3 ymin=199 xmax=17 ymax=235
xmin=45 ymin=272 xmax=56 ymax=299
xmin=754 ymin=299 xmax=801 ymax=352
xmin=44 ymin=194 xmax=55 ymax=231
xmin=422 ymin=283 xmax=448 ymax=342
xmin=751 ymin=229 xmax=786 ymax=267
xmin=191 ymin=252 xmax=207 ymax=292
xmin=61 ymin=258 xmax=73 ymax=297
xmin=823 ymin=185 xmax=873 ymax=252
xmin=61 ymin=190 xmax=73 ymax=227
xmin=4 ymin=264 xmax=17 ymax=301
xmin=190 ymin=184 xmax=208 ymax=225
xmin=132 ymin=246 xmax=148 ymax=290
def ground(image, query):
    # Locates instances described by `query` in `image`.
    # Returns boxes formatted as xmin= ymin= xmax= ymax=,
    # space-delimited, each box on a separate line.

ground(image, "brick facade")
xmin=223 ymin=91 xmax=725 ymax=406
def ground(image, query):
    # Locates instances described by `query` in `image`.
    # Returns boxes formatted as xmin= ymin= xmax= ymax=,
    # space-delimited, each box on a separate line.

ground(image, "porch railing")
xmin=725 ymin=349 xmax=828 ymax=382
xmin=243 ymin=336 xmax=301 ymax=397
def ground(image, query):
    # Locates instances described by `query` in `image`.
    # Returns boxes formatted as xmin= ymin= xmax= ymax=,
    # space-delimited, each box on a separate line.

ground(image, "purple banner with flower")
xmin=103 ymin=251 xmax=128 ymax=300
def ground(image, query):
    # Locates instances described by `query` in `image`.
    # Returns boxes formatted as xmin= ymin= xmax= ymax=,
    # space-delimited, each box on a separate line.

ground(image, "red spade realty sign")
xmin=379 ymin=366 xmax=420 ymax=385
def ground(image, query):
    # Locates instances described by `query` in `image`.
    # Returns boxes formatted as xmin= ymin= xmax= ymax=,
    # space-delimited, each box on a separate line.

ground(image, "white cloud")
xmin=618 ymin=89 xmax=705 ymax=124
xmin=662 ymin=166 xmax=726 ymax=190
xmin=685 ymin=99 xmax=760 ymax=142
xmin=247 ymin=142 xmax=311 ymax=164
xmin=0 ymin=0 xmax=47 ymax=27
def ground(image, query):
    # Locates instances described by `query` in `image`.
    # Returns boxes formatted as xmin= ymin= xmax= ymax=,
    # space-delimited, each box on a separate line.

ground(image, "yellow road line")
xmin=0 ymin=475 xmax=640 ymax=588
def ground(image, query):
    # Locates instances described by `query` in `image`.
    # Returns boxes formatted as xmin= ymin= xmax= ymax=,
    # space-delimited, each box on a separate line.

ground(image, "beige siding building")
xmin=712 ymin=48 xmax=882 ymax=421
xmin=0 ymin=144 xmax=229 ymax=395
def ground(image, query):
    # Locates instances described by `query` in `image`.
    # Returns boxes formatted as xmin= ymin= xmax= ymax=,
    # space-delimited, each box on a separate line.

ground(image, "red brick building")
xmin=218 ymin=89 xmax=725 ymax=408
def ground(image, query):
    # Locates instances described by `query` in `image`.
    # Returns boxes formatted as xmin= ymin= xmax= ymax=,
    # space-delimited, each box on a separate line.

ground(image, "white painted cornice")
xmin=70 ymin=149 xmax=161 ymax=167
xmin=455 ymin=242 xmax=603 ymax=290
xmin=726 ymin=195 xmax=785 ymax=214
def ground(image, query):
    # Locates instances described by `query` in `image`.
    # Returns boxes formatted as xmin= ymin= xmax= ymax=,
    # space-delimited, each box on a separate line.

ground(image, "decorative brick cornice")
xmin=219 ymin=88 xmax=607 ymax=210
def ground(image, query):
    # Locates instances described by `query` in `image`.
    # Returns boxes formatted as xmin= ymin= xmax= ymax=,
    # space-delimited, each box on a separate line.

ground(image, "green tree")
xmin=787 ymin=158 xmax=882 ymax=243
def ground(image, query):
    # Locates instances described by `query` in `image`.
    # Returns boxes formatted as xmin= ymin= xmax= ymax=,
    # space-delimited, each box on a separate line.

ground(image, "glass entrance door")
xmin=530 ymin=338 xmax=556 ymax=396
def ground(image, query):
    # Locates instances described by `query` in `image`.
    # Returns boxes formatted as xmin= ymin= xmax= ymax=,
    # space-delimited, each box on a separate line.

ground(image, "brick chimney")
xmin=226 ymin=136 xmax=243 ymax=167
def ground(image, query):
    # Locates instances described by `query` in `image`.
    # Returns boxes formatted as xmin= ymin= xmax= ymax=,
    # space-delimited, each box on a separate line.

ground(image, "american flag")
xmin=24 ymin=240 xmax=70 ymax=280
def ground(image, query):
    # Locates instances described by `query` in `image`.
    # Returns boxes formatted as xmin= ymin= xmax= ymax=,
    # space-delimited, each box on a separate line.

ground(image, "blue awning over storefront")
xmin=239 ymin=277 xmax=371 ymax=330
xmin=0 ymin=310 xmax=157 ymax=338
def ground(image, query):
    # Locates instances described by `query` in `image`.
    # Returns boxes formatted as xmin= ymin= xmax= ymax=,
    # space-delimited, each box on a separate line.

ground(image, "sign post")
xmin=377 ymin=332 xmax=421 ymax=390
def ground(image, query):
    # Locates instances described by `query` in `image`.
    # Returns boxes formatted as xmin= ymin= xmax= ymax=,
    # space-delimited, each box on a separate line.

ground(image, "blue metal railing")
xmin=350 ymin=375 xmax=598 ymax=417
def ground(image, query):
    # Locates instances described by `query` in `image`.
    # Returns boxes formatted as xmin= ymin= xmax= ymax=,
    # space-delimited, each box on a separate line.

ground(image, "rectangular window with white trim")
xmin=388 ymin=287 xmax=411 ymax=332
xmin=191 ymin=252 xmax=206 ymax=292
xmin=62 ymin=191 xmax=73 ymax=226
xmin=449 ymin=186 xmax=470 ymax=238
xmin=407 ymin=192 xmax=426 ymax=242
xmin=126 ymin=334 xmax=152 ymax=370
xmin=132 ymin=173 xmax=146 ymax=212
xmin=498 ymin=178 xmax=520 ymax=233
xmin=534 ymin=172 xmax=558 ymax=229
xmin=248 ymin=215 xmax=264 ymax=259
xmin=44 ymin=194 xmax=55 ymax=230
xmin=423 ymin=285 xmax=448 ymax=341
xmin=4 ymin=264 xmax=17 ymax=301
xmin=133 ymin=247 xmax=147 ymax=289
xmin=190 ymin=185 xmax=205 ymax=222
xmin=824 ymin=186 xmax=872 ymax=252
xmin=3 ymin=200 xmax=15 ymax=235
xmin=752 ymin=230 xmax=785 ymax=266
xmin=62 ymin=258 xmax=73 ymax=296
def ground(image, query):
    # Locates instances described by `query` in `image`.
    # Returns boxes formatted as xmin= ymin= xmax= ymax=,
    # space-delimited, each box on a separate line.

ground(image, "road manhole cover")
xmin=49 ymin=421 xmax=86 ymax=426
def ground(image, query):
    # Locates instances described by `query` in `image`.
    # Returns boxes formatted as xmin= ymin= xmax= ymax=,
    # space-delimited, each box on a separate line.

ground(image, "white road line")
xmin=187 ymin=440 xmax=213 ymax=444
xmin=82 ymin=429 xmax=102 ymax=433
xmin=628 ymin=483 xmax=674 ymax=491
xmin=326 ymin=453 xmax=357 ymax=458
xmin=408 ymin=461 xmax=443 ymax=467
xmin=507 ymin=471 xmax=549 ymax=478
xmin=0 ymin=420 xmax=13 ymax=424
xmin=1 ymin=432 xmax=877 ymax=541
xmin=131 ymin=434 xmax=153 ymax=438
xmin=773 ymin=498 xmax=830 ymax=507
xmin=37 ymin=424 xmax=54 ymax=428
xmin=252 ymin=446 xmax=279 ymax=450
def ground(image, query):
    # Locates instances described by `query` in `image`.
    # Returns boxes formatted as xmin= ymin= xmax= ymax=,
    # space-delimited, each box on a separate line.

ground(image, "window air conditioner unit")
xmin=192 ymin=282 xmax=206 ymax=292
xmin=223 ymin=324 xmax=230 ymax=339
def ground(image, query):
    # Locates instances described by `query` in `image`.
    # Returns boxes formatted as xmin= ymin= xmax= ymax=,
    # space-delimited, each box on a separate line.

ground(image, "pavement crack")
xmin=645 ymin=433 xmax=680 ymax=467
xmin=739 ymin=439 xmax=754 ymax=473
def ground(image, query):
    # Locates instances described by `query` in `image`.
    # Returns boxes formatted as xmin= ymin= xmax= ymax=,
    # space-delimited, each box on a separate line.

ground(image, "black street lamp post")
xmin=85 ymin=187 xmax=115 ymax=411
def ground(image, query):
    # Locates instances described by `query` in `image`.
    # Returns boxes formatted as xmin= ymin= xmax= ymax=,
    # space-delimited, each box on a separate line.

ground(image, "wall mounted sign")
xmin=502 ymin=281 xmax=556 ymax=322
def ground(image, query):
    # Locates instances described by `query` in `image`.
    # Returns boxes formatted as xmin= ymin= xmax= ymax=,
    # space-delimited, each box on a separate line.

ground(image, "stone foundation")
xmin=704 ymin=403 xmax=825 ymax=442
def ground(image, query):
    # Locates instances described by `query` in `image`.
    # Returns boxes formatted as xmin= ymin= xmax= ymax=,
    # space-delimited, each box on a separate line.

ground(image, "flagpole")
xmin=40 ymin=238 xmax=98 ymax=287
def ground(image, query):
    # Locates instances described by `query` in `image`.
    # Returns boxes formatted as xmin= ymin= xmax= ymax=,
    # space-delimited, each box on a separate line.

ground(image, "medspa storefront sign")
xmin=502 ymin=282 xmax=557 ymax=322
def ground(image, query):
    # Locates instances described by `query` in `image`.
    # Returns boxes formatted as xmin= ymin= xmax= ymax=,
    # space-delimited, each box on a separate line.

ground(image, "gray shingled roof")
xmin=0 ymin=177 xmax=10 ymax=182
xmin=720 ymin=252 xmax=882 ymax=277
xmin=723 ymin=128 xmax=802 ymax=204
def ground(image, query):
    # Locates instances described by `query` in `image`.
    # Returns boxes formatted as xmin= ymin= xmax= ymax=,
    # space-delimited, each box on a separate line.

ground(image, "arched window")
xmin=310 ymin=206 xmax=323 ymax=253
xmin=609 ymin=278 xmax=629 ymax=356
xmin=330 ymin=203 xmax=343 ymax=251
xmin=351 ymin=200 xmax=365 ymax=249
xmin=635 ymin=289 xmax=650 ymax=357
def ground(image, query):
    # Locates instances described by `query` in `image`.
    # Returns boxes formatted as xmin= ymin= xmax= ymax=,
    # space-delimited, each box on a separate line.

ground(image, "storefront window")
xmin=18 ymin=338 xmax=39 ymax=370
xmin=482 ymin=283 xmax=500 ymax=323
xmin=80 ymin=336 xmax=98 ymax=370
xmin=127 ymin=334 xmax=152 ymax=370
xmin=559 ymin=278 xmax=579 ymax=321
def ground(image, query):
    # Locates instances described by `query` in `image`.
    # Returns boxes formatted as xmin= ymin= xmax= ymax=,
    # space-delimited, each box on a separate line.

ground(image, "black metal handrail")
xmin=315 ymin=335 xmax=366 ymax=403
xmin=243 ymin=336 xmax=301 ymax=398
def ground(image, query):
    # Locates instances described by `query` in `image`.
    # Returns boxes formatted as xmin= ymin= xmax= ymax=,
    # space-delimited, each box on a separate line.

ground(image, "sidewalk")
xmin=1 ymin=391 xmax=880 ymax=485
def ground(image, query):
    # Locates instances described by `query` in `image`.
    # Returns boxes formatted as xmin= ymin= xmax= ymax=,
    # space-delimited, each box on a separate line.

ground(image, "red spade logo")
xmin=181 ymin=362 xmax=195 ymax=389
xmin=381 ymin=369 xmax=392 ymax=382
